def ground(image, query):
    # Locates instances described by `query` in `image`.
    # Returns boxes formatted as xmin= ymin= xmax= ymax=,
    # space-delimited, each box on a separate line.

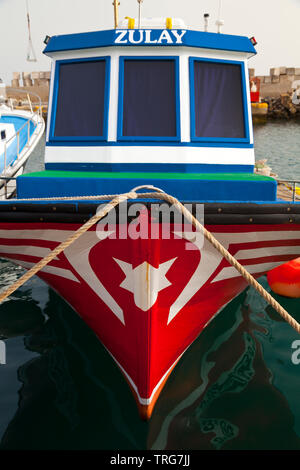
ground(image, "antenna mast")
xmin=204 ymin=13 xmax=209 ymax=32
xmin=137 ymin=0 xmax=143 ymax=29
xmin=216 ymin=0 xmax=224 ymax=33
xmin=26 ymin=0 xmax=37 ymax=62
xmin=112 ymin=0 xmax=120 ymax=29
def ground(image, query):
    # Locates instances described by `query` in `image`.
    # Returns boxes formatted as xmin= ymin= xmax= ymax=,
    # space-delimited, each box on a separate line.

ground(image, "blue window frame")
xmin=117 ymin=56 xmax=181 ymax=142
xmin=189 ymin=58 xmax=250 ymax=143
xmin=49 ymin=57 xmax=110 ymax=142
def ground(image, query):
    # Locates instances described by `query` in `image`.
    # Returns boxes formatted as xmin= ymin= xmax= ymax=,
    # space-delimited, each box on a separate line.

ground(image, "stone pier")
xmin=7 ymin=71 xmax=50 ymax=104
xmin=249 ymin=67 xmax=300 ymax=99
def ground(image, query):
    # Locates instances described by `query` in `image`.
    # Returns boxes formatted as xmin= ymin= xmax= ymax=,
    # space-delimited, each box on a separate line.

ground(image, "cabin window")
xmin=51 ymin=58 xmax=110 ymax=140
xmin=190 ymin=59 xmax=248 ymax=142
xmin=118 ymin=57 xmax=180 ymax=141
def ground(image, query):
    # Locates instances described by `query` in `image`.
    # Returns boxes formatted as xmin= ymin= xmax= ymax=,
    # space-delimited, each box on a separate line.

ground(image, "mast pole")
xmin=113 ymin=0 xmax=120 ymax=29
xmin=216 ymin=0 xmax=224 ymax=33
xmin=26 ymin=0 xmax=37 ymax=62
xmin=137 ymin=0 xmax=143 ymax=29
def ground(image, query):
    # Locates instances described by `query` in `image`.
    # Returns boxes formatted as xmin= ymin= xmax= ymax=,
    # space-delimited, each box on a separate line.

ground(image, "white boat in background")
xmin=0 ymin=84 xmax=45 ymax=198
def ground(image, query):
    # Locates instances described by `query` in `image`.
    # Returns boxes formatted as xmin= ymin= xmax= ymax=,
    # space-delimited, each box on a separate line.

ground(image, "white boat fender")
xmin=292 ymin=80 xmax=300 ymax=105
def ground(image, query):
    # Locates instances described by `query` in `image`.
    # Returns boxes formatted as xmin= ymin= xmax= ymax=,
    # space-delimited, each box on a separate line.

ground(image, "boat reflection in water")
xmin=0 ymin=275 xmax=299 ymax=450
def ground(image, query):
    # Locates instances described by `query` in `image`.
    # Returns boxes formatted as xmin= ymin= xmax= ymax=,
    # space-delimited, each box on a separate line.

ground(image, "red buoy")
xmin=267 ymin=257 xmax=300 ymax=298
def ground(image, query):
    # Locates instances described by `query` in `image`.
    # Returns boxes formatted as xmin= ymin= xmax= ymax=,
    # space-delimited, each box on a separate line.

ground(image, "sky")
xmin=0 ymin=0 xmax=300 ymax=84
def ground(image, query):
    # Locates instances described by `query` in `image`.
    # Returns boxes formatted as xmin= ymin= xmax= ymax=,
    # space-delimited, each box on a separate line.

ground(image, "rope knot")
xmin=130 ymin=184 xmax=166 ymax=196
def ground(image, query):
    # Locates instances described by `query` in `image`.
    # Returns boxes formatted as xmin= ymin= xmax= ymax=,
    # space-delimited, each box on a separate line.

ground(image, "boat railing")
xmin=6 ymin=87 xmax=43 ymax=118
xmin=1 ymin=88 xmax=44 ymax=173
xmin=0 ymin=176 xmax=17 ymax=199
xmin=3 ymin=117 xmax=37 ymax=171
xmin=276 ymin=179 xmax=300 ymax=202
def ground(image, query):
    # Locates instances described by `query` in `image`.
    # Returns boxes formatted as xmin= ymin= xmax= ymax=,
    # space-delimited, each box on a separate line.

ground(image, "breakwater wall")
xmin=7 ymin=71 xmax=50 ymax=105
xmin=249 ymin=67 xmax=300 ymax=99
xmin=250 ymin=67 xmax=300 ymax=119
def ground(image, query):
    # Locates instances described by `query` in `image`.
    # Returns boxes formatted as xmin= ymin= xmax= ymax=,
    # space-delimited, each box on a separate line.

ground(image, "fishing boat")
xmin=0 ymin=2 xmax=299 ymax=420
xmin=0 ymin=84 xmax=45 ymax=198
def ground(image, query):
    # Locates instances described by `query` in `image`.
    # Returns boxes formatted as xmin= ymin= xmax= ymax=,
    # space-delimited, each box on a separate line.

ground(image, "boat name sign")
xmin=115 ymin=29 xmax=187 ymax=45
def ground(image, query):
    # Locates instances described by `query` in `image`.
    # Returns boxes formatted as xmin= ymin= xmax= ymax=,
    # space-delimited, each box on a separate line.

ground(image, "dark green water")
xmin=0 ymin=123 xmax=300 ymax=450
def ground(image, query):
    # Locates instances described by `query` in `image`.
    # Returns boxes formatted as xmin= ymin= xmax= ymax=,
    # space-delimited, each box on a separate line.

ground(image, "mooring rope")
xmin=0 ymin=185 xmax=299 ymax=334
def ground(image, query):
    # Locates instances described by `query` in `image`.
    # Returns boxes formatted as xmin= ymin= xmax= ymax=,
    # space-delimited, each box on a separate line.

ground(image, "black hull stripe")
xmin=0 ymin=202 xmax=299 ymax=224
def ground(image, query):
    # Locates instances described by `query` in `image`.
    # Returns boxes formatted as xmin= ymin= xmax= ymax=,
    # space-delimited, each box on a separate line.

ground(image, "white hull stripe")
xmin=9 ymin=258 xmax=80 ymax=283
xmin=214 ymin=231 xmax=300 ymax=243
xmin=213 ymin=261 xmax=285 ymax=283
xmin=0 ymin=229 xmax=299 ymax=243
xmin=106 ymin=347 xmax=185 ymax=406
xmin=45 ymin=145 xmax=255 ymax=166
xmin=0 ymin=245 xmax=58 ymax=259
xmin=0 ymin=230 xmax=73 ymax=242
xmin=235 ymin=246 xmax=300 ymax=260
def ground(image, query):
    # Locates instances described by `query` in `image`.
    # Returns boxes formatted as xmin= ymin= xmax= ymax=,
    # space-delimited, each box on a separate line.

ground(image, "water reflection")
xmin=0 ymin=289 xmax=147 ymax=450
xmin=149 ymin=281 xmax=300 ymax=450
xmin=0 ymin=276 xmax=299 ymax=450
xmin=254 ymin=120 xmax=300 ymax=180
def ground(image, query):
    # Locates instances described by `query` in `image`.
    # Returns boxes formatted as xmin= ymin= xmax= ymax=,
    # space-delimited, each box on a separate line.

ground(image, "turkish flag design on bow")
xmin=1 ymin=221 xmax=300 ymax=418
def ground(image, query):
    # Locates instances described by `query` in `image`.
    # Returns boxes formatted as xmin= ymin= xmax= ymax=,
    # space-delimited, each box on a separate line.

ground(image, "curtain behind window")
xmin=122 ymin=60 xmax=177 ymax=138
xmin=194 ymin=61 xmax=245 ymax=139
xmin=54 ymin=60 xmax=106 ymax=137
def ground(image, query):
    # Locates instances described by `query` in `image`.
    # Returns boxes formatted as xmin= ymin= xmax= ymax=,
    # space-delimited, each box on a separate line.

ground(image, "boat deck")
xmin=277 ymin=181 xmax=300 ymax=202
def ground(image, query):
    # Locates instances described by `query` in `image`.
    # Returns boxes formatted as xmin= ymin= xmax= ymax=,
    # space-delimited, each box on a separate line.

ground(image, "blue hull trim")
xmin=0 ymin=198 xmax=297 ymax=206
xmin=45 ymin=162 xmax=255 ymax=174
xmin=46 ymin=141 xmax=254 ymax=148
xmin=18 ymin=175 xmax=276 ymax=202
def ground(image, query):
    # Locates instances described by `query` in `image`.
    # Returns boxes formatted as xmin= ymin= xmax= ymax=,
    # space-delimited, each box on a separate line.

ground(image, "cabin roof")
xmin=43 ymin=29 xmax=257 ymax=55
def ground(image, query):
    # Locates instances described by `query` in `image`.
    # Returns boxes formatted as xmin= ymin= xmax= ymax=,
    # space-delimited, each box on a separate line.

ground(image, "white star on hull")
xmin=114 ymin=257 xmax=177 ymax=311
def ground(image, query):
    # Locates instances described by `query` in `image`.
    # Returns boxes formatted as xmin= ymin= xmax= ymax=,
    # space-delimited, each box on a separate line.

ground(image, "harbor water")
xmin=254 ymin=120 xmax=300 ymax=180
xmin=0 ymin=121 xmax=300 ymax=450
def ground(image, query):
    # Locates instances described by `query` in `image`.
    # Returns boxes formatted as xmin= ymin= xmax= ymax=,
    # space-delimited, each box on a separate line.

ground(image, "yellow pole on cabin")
xmin=113 ymin=0 xmax=120 ymax=29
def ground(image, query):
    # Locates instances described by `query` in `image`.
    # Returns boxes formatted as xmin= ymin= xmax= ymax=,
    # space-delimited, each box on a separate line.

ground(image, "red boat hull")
xmin=0 ymin=218 xmax=300 ymax=418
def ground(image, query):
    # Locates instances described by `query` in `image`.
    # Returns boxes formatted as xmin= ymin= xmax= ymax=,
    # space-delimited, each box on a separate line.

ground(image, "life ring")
xmin=267 ymin=257 xmax=300 ymax=298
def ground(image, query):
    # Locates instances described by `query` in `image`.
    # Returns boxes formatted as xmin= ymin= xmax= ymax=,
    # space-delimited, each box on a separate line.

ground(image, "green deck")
xmin=21 ymin=170 xmax=274 ymax=182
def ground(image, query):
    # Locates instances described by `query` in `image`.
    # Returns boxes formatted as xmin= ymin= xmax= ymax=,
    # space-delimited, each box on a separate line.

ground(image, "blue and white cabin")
xmin=17 ymin=18 xmax=277 ymax=202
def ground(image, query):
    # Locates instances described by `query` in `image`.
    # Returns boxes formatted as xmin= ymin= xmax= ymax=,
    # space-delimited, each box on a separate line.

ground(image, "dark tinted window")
xmin=122 ymin=60 xmax=177 ymax=138
xmin=193 ymin=61 xmax=245 ymax=139
xmin=54 ymin=60 xmax=106 ymax=137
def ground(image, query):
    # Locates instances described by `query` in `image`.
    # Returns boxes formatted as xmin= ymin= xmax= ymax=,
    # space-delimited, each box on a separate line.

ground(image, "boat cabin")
xmin=17 ymin=18 xmax=277 ymax=202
